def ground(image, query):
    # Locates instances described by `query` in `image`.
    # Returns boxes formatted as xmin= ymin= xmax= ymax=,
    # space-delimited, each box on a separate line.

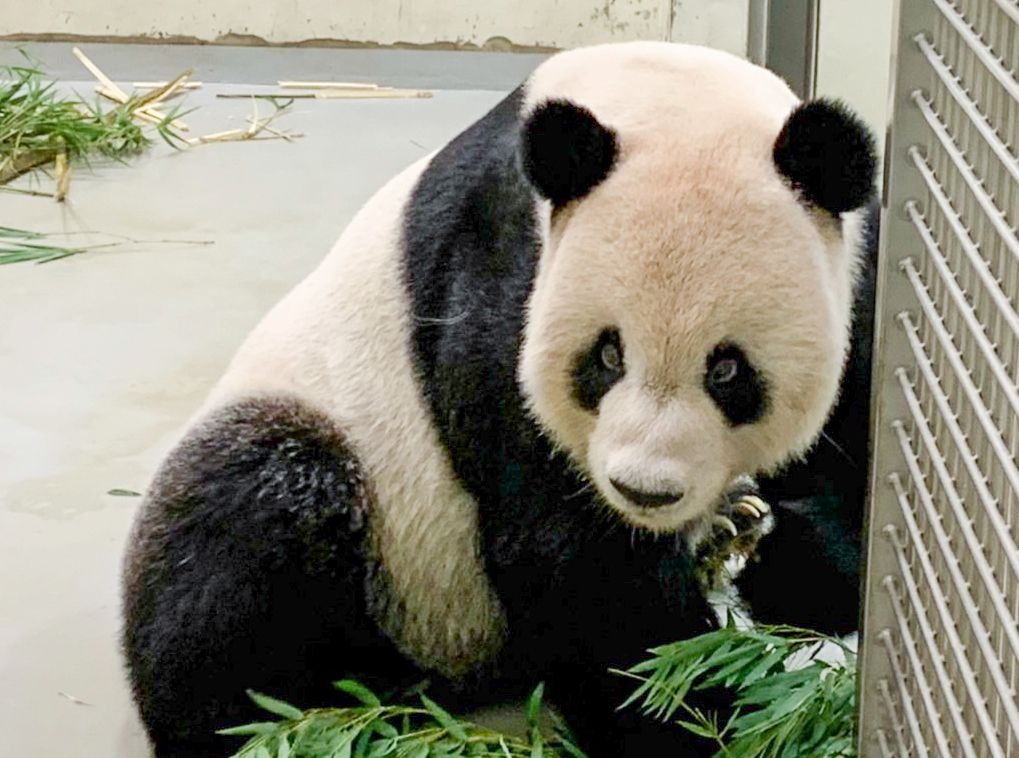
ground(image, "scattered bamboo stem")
xmin=94 ymin=87 xmax=165 ymax=127
xmin=217 ymin=93 xmax=315 ymax=100
xmin=0 ymin=150 xmax=54 ymax=185
xmin=71 ymin=46 xmax=126 ymax=99
xmin=244 ymin=116 xmax=302 ymax=142
xmin=187 ymin=128 xmax=246 ymax=144
xmin=134 ymin=69 xmax=193 ymax=108
xmin=74 ymin=47 xmax=190 ymax=131
xmin=247 ymin=97 xmax=260 ymax=137
xmin=216 ymin=88 xmax=432 ymax=100
xmin=315 ymin=88 xmax=433 ymax=99
xmin=95 ymin=85 xmax=189 ymax=132
xmin=188 ymin=98 xmax=300 ymax=145
xmin=54 ymin=148 xmax=70 ymax=202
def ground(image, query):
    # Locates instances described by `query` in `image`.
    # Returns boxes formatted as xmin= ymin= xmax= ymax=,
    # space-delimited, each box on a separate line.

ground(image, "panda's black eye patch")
xmin=573 ymin=329 xmax=625 ymax=411
xmin=704 ymin=343 xmax=768 ymax=426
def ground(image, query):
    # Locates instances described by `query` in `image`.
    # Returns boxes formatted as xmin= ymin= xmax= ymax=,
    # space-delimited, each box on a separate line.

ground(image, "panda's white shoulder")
xmin=204 ymin=155 xmax=434 ymax=413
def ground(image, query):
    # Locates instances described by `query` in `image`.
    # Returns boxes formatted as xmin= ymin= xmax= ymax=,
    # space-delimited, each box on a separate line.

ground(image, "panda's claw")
xmin=712 ymin=515 xmax=739 ymax=538
xmin=694 ymin=486 xmax=775 ymax=592
xmin=734 ymin=499 xmax=760 ymax=518
xmin=735 ymin=494 xmax=770 ymax=519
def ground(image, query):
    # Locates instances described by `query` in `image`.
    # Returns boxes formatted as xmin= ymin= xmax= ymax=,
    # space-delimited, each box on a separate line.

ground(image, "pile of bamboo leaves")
xmin=223 ymin=624 xmax=856 ymax=758
xmin=0 ymin=53 xmax=184 ymax=200
xmin=224 ymin=682 xmax=586 ymax=758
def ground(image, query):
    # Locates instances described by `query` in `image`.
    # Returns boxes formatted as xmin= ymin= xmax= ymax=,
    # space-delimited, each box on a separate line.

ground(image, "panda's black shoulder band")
xmin=773 ymin=98 xmax=877 ymax=215
xmin=520 ymin=99 xmax=618 ymax=207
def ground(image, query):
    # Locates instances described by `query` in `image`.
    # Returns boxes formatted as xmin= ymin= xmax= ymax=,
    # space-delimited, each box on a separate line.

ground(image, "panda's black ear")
xmin=773 ymin=98 xmax=877 ymax=214
xmin=520 ymin=99 xmax=618 ymax=206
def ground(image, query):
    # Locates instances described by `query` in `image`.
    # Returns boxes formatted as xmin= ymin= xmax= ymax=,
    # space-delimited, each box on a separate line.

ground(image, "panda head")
xmin=517 ymin=45 xmax=876 ymax=534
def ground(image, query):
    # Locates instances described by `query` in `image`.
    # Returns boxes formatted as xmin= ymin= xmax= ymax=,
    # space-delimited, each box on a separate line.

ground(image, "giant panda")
xmin=121 ymin=41 xmax=877 ymax=757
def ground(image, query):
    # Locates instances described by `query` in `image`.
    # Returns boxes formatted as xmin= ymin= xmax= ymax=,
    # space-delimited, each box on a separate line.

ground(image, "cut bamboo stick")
xmin=134 ymin=70 xmax=193 ymax=108
xmin=76 ymin=47 xmax=190 ymax=131
xmin=216 ymin=88 xmax=432 ymax=100
xmin=54 ymin=149 xmax=70 ymax=202
xmin=95 ymin=86 xmax=190 ymax=132
xmin=187 ymin=128 xmax=247 ymax=145
xmin=187 ymin=100 xmax=301 ymax=146
xmin=72 ymin=47 xmax=127 ymax=100
xmin=0 ymin=150 xmax=54 ymax=185
xmin=95 ymin=86 xmax=162 ymax=126
xmin=244 ymin=116 xmax=303 ymax=142
xmin=217 ymin=93 xmax=315 ymax=99
xmin=315 ymin=88 xmax=432 ymax=99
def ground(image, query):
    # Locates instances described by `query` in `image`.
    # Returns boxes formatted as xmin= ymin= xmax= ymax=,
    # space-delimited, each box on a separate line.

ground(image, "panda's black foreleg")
xmin=548 ymin=664 xmax=725 ymax=756
xmin=121 ymin=396 xmax=413 ymax=758
xmin=509 ymin=536 xmax=727 ymax=756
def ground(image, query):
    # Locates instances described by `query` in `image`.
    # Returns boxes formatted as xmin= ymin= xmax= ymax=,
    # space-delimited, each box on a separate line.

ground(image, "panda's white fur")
xmin=199 ymin=40 xmax=864 ymax=675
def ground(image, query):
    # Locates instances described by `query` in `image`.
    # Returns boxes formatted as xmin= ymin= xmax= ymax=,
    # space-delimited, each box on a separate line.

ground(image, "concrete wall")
xmin=815 ymin=0 xmax=895 ymax=151
xmin=5 ymin=0 xmax=890 ymax=144
xmin=5 ymin=0 xmax=749 ymax=54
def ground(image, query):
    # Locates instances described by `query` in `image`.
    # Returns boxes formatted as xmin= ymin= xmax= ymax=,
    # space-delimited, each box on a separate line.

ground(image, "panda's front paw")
xmin=694 ymin=480 xmax=775 ymax=592
xmin=712 ymin=490 xmax=771 ymax=552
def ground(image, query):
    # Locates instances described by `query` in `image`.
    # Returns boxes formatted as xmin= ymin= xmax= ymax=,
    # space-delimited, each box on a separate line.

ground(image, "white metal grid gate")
xmin=858 ymin=0 xmax=1019 ymax=755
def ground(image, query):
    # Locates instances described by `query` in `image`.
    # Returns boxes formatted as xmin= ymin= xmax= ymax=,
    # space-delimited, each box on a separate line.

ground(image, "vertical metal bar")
xmin=859 ymin=0 xmax=1019 ymax=754
xmin=758 ymin=0 xmax=819 ymax=98
xmin=857 ymin=0 xmax=938 ymax=754
xmin=747 ymin=0 xmax=770 ymax=67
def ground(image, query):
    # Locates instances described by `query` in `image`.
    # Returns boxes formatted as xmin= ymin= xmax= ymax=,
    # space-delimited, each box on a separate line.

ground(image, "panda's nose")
xmin=609 ymin=479 xmax=685 ymax=509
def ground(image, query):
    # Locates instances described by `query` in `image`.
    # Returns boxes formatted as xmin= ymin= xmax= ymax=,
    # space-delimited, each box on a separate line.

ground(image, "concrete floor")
xmin=0 ymin=42 xmax=538 ymax=757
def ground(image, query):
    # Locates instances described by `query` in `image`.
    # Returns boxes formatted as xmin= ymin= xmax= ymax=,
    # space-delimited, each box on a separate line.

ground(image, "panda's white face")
xmin=519 ymin=133 xmax=863 ymax=534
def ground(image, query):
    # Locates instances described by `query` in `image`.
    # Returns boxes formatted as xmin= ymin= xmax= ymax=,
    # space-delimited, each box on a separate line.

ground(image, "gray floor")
xmin=0 ymin=42 xmax=530 ymax=757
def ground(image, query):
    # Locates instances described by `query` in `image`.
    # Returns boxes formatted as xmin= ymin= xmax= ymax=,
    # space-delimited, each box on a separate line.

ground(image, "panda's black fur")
xmin=122 ymin=53 xmax=878 ymax=757
xmin=121 ymin=399 xmax=418 ymax=756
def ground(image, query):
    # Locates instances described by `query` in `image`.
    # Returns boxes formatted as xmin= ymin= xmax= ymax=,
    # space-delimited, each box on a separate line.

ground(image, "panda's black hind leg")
xmin=122 ymin=396 xmax=411 ymax=758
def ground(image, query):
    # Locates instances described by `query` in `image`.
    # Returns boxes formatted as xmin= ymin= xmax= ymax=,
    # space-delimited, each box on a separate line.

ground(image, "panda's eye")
xmin=572 ymin=329 xmax=625 ymax=411
xmin=708 ymin=357 xmax=739 ymax=386
xmin=704 ymin=343 xmax=768 ymax=426
xmin=600 ymin=341 xmax=623 ymax=372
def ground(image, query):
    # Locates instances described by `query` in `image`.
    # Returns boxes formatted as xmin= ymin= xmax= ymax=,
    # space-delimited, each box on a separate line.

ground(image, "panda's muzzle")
xmin=609 ymin=478 xmax=685 ymax=509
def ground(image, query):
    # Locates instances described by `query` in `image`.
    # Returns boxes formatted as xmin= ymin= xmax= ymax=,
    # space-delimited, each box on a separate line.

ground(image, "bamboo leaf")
xmin=218 ymin=722 xmax=279 ymax=736
xmin=526 ymin=683 xmax=544 ymax=729
xmin=333 ymin=679 xmax=382 ymax=707
xmin=246 ymin=690 xmax=304 ymax=720
xmin=420 ymin=694 xmax=468 ymax=741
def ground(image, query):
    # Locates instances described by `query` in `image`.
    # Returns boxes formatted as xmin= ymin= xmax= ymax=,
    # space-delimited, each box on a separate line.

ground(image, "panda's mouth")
xmin=599 ymin=487 xmax=709 ymax=534
xmin=625 ymin=507 xmax=698 ymax=533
